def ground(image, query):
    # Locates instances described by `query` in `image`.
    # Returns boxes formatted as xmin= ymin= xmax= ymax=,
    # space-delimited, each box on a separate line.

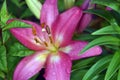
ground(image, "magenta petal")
xmin=44 ymin=52 xmax=72 ymax=80
xmin=10 ymin=20 xmax=45 ymax=50
xmin=61 ymin=41 xmax=102 ymax=60
xmin=14 ymin=51 xmax=48 ymax=80
xmin=77 ymin=13 xmax=92 ymax=33
xmin=53 ymin=7 xmax=83 ymax=47
xmin=106 ymin=7 xmax=112 ymax=11
xmin=40 ymin=0 xmax=58 ymax=28
xmin=81 ymin=0 xmax=91 ymax=10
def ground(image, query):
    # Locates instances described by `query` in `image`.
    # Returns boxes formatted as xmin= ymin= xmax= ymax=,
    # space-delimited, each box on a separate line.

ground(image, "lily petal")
xmin=9 ymin=20 xmax=45 ymax=50
xmin=40 ymin=0 xmax=58 ymax=28
xmin=44 ymin=52 xmax=72 ymax=80
xmin=77 ymin=13 xmax=92 ymax=33
xmin=52 ymin=7 xmax=83 ymax=47
xmin=61 ymin=41 xmax=102 ymax=60
xmin=81 ymin=0 xmax=91 ymax=10
xmin=14 ymin=51 xmax=48 ymax=80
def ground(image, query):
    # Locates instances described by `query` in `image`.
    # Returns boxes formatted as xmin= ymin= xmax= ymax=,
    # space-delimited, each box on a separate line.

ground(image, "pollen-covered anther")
xmin=44 ymin=41 xmax=48 ymax=47
xmin=49 ymin=36 xmax=53 ymax=43
xmin=41 ymin=23 xmax=47 ymax=32
xmin=32 ymin=26 xmax=37 ymax=36
xmin=41 ymin=23 xmax=45 ymax=28
xmin=46 ymin=25 xmax=51 ymax=34
xmin=34 ymin=38 xmax=41 ymax=44
xmin=46 ymin=25 xmax=53 ymax=43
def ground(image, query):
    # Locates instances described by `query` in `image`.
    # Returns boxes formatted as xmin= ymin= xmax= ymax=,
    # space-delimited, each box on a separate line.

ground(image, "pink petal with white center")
xmin=61 ymin=41 xmax=102 ymax=60
xmin=40 ymin=0 xmax=58 ymax=28
xmin=13 ymin=51 xmax=48 ymax=80
xmin=77 ymin=13 xmax=92 ymax=33
xmin=52 ymin=7 xmax=83 ymax=47
xmin=9 ymin=20 xmax=45 ymax=50
xmin=44 ymin=52 xmax=72 ymax=80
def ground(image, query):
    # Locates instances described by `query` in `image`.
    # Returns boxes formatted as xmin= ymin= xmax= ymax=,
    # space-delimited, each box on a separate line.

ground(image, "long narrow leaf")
xmin=81 ymin=36 xmax=120 ymax=53
xmin=85 ymin=9 xmax=115 ymax=23
xmin=0 ymin=0 xmax=11 ymax=24
xmin=92 ymin=0 xmax=120 ymax=13
xmin=105 ymin=50 xmax=120 ymax=80
xmin=82 ymin=55 xmax=112 ymax=80
xmin=25 ymin=0 xmax=42 ymax=19
xmin=117 ymin=69 xmax=120 ymax=80
xmin=3 ymin=20 xmax=31 ymax=31
xmin=0 ymin=45 xmax=7 ymax=72
xmin=92 ymin=25 xmax=120 ymax=35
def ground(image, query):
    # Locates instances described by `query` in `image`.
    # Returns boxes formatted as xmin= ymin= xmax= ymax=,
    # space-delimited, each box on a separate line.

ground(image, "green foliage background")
xmin=0 ymin=0 xmax=120 ymax=80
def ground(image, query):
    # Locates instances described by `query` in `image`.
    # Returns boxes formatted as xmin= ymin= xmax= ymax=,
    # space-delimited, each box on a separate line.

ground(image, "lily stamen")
xmin=41 ymin=23 xmax=45 ymax=28
xmin=44 ymin=41 xmax=48 ymax=47
xmin=34 ymin=37 xmax=42 ymax=44
xmin=32 ymin=26 xmax=37 ymax=36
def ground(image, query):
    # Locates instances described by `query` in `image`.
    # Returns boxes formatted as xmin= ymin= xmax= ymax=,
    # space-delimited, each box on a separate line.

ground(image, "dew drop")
xmin=52 ymin=72 xmax=56 ymax=75
xmin=66 ymin=68 xmax=70 ymax=74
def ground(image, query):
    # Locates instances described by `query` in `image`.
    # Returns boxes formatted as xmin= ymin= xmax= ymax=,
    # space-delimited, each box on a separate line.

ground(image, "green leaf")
xmin=0 ymin=0 xmax=10 ymax=23
xmin=64 ymin=0 xmax=75 ymax=9
xmin=2 ymin=31 xmax=10 ymax=44
xmin=73 ymin=34 xmax=98 ymax=41
xmin=85 ymin=9 xmax=115 ymax=23
xmin=92 ymin=25 xmax=120 ymax=35
xmin=58 ymin=0 xmax=65 ymax=11
xmin=0 ymin=21 xmax=5 ymax=28
xmin=72 ymin=57 xmax=97 ymax=70
xmin=20 ymin=9 xmax=33 ymax=18
xmin=92 ymin=0 xmax=120 ymax=13
xmin=82 ymin=55 xmax=112 ymax=80
xmin=75 ymin=0 xmax=84 ymax=6
xmin=81 ymin=36 xmax=120 ymax=53
xmin=11 ymin=0 xmax=21 ymax=7
xmin=71 ymin=70 xmax=87 ymax=80
xmin=0 ymin=71 xmax=5 ymax=79
xmin=9 ymin=42 xmax=34 ymax=57
xmin=92 ymin=75 xmax=105 ymax=80
xmin=3 ymin=20 xmax=32 ymax=31
xmin=117 ymin=69 xmax=120 ymax=80
xmin=25 ymin=0 xmax=42 ymax=19
xmin=105 ymin=50 xmax=120 ymax=80
xmin=7 ymin=56 xmax=21 ymax=80
xmin=0 ymin=45 xmax=7 ymax=72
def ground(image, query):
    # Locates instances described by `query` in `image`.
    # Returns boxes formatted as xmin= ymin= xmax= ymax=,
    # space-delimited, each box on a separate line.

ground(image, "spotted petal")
xmin=44 ymin=52 xmax=72 ymax=80
xmin=52 ymin=7 xmax=83 ymax=47
xmin=40 ymin=0 xmax=58 ymax=28
xmin=61 ymin=41 xmax=102 ymax=60
xmin=9 ymin=20 xmax=45 ymax=50
xmin=13 ymin=51 xmax=48 ymax=80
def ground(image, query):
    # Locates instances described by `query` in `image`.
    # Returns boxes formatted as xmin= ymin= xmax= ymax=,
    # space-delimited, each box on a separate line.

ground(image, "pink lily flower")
xmin=9 ymin=0 xmax=102 ymax=80
xmin=77 ymin=0 xmax=93 ymax=33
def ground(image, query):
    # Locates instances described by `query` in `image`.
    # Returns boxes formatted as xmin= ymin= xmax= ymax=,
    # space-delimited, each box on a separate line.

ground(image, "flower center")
xmin=32 ymin=23 xmax=59 ymax=53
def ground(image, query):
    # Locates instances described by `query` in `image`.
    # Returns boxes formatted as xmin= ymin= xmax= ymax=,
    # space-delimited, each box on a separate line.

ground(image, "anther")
xmin=49 ymin=36 xmax=53 ymax=43
xmin=41 ymin=23 xmax=45 ymax=28
xmin=46 ymin=25 xmax=53 ymax=43
xmin=44 ymin=41 xmax=48 ymax=47
xmin=32 ymin=26 xmax=37 ymax=36
xmin=34 ymin=38 xmax=41 ymax=44
xmin=46 ymin=25 xmax=51 ymax=34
